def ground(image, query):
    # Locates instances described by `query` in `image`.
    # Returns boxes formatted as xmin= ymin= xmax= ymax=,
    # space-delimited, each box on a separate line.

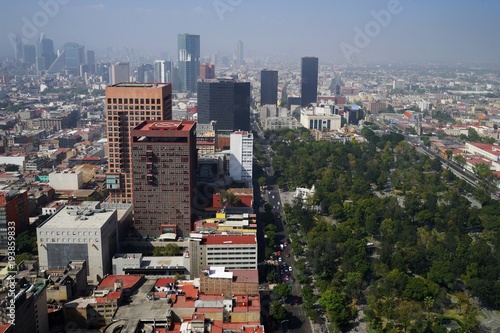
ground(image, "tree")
xmin=270 ymin=301 xmax=287 ymax=321
xmin=453 ymin=155 xmax=467 ymax=168
xmin=319 ymin=289 xmax=350 ymax=329
xmin=153 ymin=243 xmax=181 ymax=256
xmin=258 ymin=176 xmax=266 ymax=187
xmin=472 ymin=162 xmax=492 ymax=181
xmin=5 ymin=164 xmax=19 ymax=172
xmin=219 ymin=191 xmax=242 ymax=207
xmin=272 ymin=283 xmax=290 ymax=300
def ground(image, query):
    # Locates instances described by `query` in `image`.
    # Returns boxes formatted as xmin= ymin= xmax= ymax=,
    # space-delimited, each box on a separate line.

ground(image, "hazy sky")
xmin=1 ymin=0 xmax=500 ymax=64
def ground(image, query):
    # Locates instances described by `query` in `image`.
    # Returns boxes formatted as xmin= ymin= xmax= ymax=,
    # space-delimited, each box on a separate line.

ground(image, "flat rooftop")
xmin=133 ymin=120 xmax=195 ymax=132
xmin=110 ymin=82 xmax=170 ymax=88
xmin=39 ymin=205 xmax=116 ymax=229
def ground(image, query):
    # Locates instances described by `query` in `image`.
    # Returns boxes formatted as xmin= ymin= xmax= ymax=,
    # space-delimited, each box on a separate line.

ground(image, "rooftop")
xmin=203 ymin=235 xmax=256 ymax=245
xmin=39 ymin=205 xmax=116 ymax=229
xmin=134 ymin=120 xmax=196 ymax=132
xmin=98 ymin=275 xmax=143 ymax=290
xmin=110 ymin=82 xmax=170 ymax=88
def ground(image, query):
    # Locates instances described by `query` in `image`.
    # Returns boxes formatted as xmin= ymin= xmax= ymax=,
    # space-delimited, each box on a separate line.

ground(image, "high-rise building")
xmin=38 ymin=33 xmax=55 ymax=71
xmin=63 ymin=42 xmax=84 ymax=70
xmin=0 ymin=190 xmax=29 ymax=255
xmin=153 ymin=60 xmax=172 ymax=83
xmin=237 ymin=40 xmax=244 ymax=66
xmin=178 ymin=33 xmax=200 ymax=92
xmin=105 ymin=83 xmax=173 ymax=204
xmin=138 ymin=64 xmax=154 ymax=83
xmin=260 ymin=69 xmax=278 ymax=105
xmin=200 ymin=63 xmax=215 ymax=79
xmin=14 ymin=34 xmax=23 ymax=61
xmin=301 ymin=57 xmax=319 ymax=107
xmin=110 ymin=62 xmax=130 ymax=84
xmin=22 ymin=44 xmax=36 ymax=65
xmin=131 ymin=120 xmax=196 ymax=238
xmin=197 ymin=78 xmax=250 ymax=131
xmin=85 ymin=50 xmax=95 ymax=73
xmin=230 ymin=131 xmax=253 ymax=185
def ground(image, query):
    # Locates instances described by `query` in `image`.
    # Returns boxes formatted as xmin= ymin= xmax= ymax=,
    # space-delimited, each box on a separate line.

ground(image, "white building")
xmin=260 ymin=104 xmax=278 ymax=121
xmin=189 ymin=234 xmax=258 ymax=278
xmin=264 ymin=117 xmax=299 ymax=130
xmin=230 ymin=131 xmax=253 ymax=185
xmin=37 ymin=202 xmax=118 ymax=284
xmin=110 ymin=62 xmax=130 ymax=85
xmin=466 ymin=142 xmax=500 ymax=162
xmin=300 ymin=107 xmax=342 ymax=131
xmin=49 ymin=169 xmax=83 ymax=191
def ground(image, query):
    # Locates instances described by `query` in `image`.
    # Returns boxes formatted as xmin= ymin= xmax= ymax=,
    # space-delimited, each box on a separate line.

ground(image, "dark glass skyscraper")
xmin=260 ymin=69 xmax=278 ymax=105
xmin=197 ymin=79 xmax=250 ymax=131
xmin=38 ymin=34 xmax=55 ymax=71
xmin=301 ymin=57 xmax=318 ymax=106
xmin=178 ymin=33 xmax=200 ymax=92
xmin=22 ymin=45 xmax=36 ymax=65
xmin=63 ymin=42 xmax=84 ymax=70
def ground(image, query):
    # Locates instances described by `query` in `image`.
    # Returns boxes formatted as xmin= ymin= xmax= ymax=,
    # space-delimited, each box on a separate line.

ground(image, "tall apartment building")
xmin=154 ymin=60 xmax=172 ymax=83
xmin=0 ymin=190 xmax=29 ymax=255
xmin=138 ymin=64 xmax=154 ymax=82
xmin=189 ymin=234 xmax=258 ymax=278
xmin=301 ymin=56 xmax=319 ymax=106
xmin=200 ymin=63 xmax=215 ymax=79
xmin=178 ymin=33 xmax=200 ymax=92
xmin=230 ymin=131 xmax=253 ymax=185
xmin=197 ymin=79 xmax=250 ymax=131
xmin=130 ymin=120 xmax=197 ymax=238
xmin=105 ymin=83 xmax=172 ymax=204
xmin=110 ymin=62 xmax=130 ymax=85
xmin=260 ymin=69 xmax=278 ymax=105
xmin=237 ymin=40 xmax=244 ymax=66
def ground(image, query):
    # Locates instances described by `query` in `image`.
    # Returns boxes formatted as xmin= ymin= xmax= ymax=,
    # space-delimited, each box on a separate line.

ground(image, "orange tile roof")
xmin=155 ymin=277 xmax=176 ymax=287
xmin=98 ymin=275 xmax=142 ymax=290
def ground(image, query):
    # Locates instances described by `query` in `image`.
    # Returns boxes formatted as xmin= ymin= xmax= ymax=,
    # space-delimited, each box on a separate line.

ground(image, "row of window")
xmin=40 ymin=230 xmax=99 ymax=236
xmin=40 ymin=238 xmax=99 ymax=243
xmin=108 ymin=98 xmax=161 ymax=104
xmin=108 ymin=105 xmax=162 ymax=111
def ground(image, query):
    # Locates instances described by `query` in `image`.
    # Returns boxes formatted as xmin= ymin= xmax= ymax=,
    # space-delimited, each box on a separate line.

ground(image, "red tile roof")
xmin=203 ymin=235 xmax=256 ymax=245
xmin=155 ymin=277 xmax=176 ymax=287
xmin=97 ymin=275 xmax=142 ymax=290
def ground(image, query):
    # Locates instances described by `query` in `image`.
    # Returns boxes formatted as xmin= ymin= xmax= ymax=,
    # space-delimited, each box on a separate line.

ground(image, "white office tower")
xmin=230 ymin=131 xmax=253 ymax=185
xmin=154 ymin=60 xmax=172 ymax=83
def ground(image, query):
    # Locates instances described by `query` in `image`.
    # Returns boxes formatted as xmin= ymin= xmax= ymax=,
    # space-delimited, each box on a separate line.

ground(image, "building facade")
xmin=200 ymin=63 xmax=215 ymax=79
xmin=105 ymin=83 xmax=172 ymax=204
xmin=260 ymin=69 xmax=278 ymax=106
xmin=0 ymin=190 xmax=29 ymax=255
xmin=197 ymin=79 xmax=250 ymax=131
xmin=178 ymin=33 xmax=200 ymax=92
xmin=301 ymin=57 xmax=319 ymax=106
xmin=37 ymin=203 xmax=118 ymax=284
xmin=131 ymin=120 xmax=197 ymax=238
xmin=189 ymin=234 xmax=258 ymax=278
xmin=110 ymin=62 xmax=130 ymax=85
xmin=300 ymin=111 xmax=342 ymax=131
xmin=230 ymin=131 xmax=253 ymax=185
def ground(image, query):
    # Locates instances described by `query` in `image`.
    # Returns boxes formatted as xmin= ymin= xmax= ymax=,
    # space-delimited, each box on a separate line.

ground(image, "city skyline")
xmin=1 ymin=0 xmax=500 ymax=64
